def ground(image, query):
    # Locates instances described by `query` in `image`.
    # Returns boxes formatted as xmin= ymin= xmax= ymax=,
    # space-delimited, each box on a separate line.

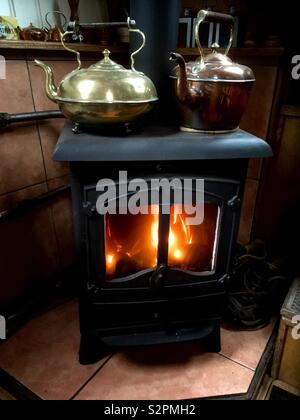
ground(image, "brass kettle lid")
xmin=57 ymin=49 xmax=158 ymax=104
xmin=90 ymin=49 xmax=126 ymax=71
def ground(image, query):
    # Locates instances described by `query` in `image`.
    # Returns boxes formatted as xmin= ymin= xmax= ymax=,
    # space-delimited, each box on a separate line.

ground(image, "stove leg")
xmin=124 ymin=123 xmax=131 ymax=134
xmin=204 ymin=322 xmax=221 ymax=353
xmin=79 ymin=334 xmax=112 ymax=365
xmin=72 ymin=123 xmax=80 ymax=134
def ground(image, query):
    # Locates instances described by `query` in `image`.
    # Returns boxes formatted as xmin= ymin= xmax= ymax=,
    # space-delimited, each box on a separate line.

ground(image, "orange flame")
xmin=150 ymin=210 xmax=193 ymax=263
xmin=106 ymin=210 xmax=159 ymax=278
xmin=105 ymin=203 xmax=219 ymax=278
xmin=106 ymin=209 xmax=194 ymax=276
xmin=168 ymin=212 xmax=193 ymax=263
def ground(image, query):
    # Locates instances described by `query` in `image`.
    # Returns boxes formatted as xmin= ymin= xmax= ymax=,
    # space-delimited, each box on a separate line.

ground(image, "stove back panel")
xmin=130 ymin=0 xmax=180 ymax=121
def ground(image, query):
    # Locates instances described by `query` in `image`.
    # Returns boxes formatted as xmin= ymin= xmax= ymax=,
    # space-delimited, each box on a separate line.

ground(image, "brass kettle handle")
xmin=128 ymin=17 xmax=146 ymax=73
xmin=60 ymin=29 xmax=82 ymax=70
xmin=195 ymin=10 xmax=234 ymax=63
xmin=59 ymin=17 xmax=145 ymax=73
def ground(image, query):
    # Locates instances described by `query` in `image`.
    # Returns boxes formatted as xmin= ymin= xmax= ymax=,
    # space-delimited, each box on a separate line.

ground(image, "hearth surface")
xmin=0 ymin=300 xmax=277 ymax=400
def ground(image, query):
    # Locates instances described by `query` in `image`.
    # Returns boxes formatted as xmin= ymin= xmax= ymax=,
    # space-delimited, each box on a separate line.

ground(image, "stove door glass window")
xmin=105 ymin=205 xmax=159 ymax=280
xmin=104 ymin=202 xmax=220 ymax=279
xmin=167 ymin=203 xmax=220 ymax=273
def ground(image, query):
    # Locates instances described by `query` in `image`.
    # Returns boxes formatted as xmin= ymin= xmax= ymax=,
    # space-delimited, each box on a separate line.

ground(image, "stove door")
xmin=84 ymin=177 xmax=241 ymax=292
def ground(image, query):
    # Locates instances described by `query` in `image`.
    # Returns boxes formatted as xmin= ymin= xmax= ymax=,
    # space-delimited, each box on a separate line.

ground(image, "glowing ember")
xmin=173 ymin=249 xmax=183 ymax=260
xmin=106 ymin=254 xmax=115 ymax=276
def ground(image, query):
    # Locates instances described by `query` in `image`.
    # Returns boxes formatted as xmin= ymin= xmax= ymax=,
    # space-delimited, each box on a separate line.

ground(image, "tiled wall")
xmin=0 ymin=59 xmax=78 ymax=307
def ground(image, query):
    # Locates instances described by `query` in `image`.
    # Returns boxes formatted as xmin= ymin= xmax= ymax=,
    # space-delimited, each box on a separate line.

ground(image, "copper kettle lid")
xmin=183 ymin=43 xmax=255 ymax=82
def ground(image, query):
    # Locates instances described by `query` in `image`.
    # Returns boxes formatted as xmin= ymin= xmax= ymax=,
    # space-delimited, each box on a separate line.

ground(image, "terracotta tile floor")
xmin=0 ymin=300 xmax=276 ymax=400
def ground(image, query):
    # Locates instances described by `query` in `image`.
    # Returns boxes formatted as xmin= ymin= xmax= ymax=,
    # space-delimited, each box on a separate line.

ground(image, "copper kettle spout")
xmin=170 ymin=52 xmax=191 ymax=103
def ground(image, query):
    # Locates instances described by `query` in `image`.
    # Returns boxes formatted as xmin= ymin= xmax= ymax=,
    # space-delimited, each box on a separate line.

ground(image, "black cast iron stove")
xmin=52 ymin=0 xmax=272 ymax=364
xmin=53 ymin=123 xmax=271 ymax=364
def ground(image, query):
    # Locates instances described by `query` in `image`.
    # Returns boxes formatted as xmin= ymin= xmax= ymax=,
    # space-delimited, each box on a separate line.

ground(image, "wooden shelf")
xmin=0 ymin=40 xmax=129 ymax=61
xmin=0 ymin=40 xmax=284 ymax=56
xmin=0 ymin=39 xmax=128 ymax=53
xmin=0 ymin=40 xmax=284 ymax=66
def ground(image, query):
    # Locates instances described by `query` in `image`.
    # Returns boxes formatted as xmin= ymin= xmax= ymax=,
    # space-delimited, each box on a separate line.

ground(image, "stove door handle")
xmin=150 ymin=265 xmax=166 ymax=291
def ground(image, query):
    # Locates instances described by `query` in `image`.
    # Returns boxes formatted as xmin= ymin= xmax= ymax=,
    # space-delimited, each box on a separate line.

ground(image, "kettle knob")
xmin=103 ymin=49 xmax=111 ymax=60
xmin=211 ymin=42 xmax=220 ymax=52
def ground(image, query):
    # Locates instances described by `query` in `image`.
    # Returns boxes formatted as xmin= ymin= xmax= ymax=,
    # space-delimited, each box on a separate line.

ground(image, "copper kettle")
xmin=18 ymin=23 xmax=47 ymax=41
xmin=45 ymin=11 xmax=67 ymax=42
xmin=170 ymin=10 xmax=255 ymax=133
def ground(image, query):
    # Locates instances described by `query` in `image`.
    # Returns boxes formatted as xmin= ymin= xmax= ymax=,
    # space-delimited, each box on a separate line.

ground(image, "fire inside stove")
xmin=105 ymin=203 xmax=220 ymax=279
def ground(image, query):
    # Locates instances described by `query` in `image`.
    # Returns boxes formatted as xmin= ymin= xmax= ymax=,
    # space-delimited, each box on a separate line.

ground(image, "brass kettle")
xmin=170 ymin=10 xmax=255 ymax=133
xmin=35 ymin=19 xmax=158 ymax=127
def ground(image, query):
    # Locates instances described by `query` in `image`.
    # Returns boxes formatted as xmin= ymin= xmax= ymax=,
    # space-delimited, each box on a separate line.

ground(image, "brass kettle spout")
xmin=34 ymin=60 xmax=58 ymax=103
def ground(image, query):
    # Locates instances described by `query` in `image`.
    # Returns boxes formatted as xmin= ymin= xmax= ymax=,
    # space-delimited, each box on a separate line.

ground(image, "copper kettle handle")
xmin=128 ymin=17 xmax=146 ymax=73
xmin=195 ymin=10 xmax=234 ymax=62
xmin=45 ymin=11 xmax=67 ymax=30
